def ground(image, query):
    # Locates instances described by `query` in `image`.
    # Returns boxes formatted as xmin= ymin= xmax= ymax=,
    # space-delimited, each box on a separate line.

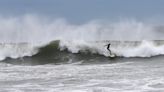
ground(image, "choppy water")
xmin=0 ymin=56 xmax=164 ymax=92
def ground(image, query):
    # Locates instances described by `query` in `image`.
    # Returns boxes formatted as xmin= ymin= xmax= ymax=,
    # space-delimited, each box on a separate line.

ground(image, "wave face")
xmin=1 ymin=40 xmax=164 ymax=61
xmin=0 ymin=15 xmax=164 ymax=60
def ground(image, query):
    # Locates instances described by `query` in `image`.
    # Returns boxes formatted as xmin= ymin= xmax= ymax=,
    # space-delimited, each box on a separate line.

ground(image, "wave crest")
xmin=59 ymin=40 xmax=164 ymax=57
xmin=1 ymin=40 xmax=164 ymax=61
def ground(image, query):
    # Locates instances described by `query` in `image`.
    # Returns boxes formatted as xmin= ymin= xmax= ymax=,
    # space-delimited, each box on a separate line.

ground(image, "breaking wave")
xmin=0 ymin=15 xmax=164 ymax=61
xmin=1 ymin=40 xmax=164 ymax=61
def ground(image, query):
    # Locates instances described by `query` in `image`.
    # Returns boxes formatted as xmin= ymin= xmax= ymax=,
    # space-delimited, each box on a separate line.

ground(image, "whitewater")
xmin=1 ymin=15 xmax=164 ymax=92
xmin=0 ymin=15 xmax=164 ymax=60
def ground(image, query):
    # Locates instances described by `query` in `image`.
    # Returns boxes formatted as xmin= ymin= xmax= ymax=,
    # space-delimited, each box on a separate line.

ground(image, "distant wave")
xmin=1 ymin=40 xmax=164 ymax=61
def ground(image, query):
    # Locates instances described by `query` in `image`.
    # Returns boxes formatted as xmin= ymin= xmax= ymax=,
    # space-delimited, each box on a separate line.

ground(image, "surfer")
xmin=105 ymin=43 xmax=112 ymax=55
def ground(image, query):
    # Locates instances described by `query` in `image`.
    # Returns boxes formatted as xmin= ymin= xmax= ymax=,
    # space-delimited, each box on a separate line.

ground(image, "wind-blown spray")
xmin=0 ymin=15 xmax=164 ymax=60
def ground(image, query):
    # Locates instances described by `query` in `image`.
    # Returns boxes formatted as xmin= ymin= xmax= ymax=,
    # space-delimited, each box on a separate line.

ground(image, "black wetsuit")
xmin=107 ymin=44 xmax=112 ymax=55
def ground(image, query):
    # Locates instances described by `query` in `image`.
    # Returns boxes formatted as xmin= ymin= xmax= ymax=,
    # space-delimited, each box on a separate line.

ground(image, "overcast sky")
xmin=0 ymin=0 xmax=164 ymax=23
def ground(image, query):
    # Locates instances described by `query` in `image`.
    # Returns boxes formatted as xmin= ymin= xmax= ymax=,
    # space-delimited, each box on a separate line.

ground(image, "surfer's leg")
xmin=107 ymin=48 xmax=112 ymax=55
xmin=109 ymin=50 xmax=112 ymax=55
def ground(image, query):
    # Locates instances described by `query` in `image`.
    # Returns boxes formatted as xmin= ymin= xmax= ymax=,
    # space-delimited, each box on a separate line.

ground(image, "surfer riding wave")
xmin=105 ymin=43 xmax=112 ymax=55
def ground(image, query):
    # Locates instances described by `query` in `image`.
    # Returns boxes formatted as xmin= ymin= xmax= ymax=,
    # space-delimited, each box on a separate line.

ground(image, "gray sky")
xmin=0 ymin=0 xmax=164 ymax=23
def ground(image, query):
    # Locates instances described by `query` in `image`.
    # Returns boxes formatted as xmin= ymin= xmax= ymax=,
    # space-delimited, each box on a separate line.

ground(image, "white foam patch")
xmin=0 ymin=43 xmax=40 ymax=61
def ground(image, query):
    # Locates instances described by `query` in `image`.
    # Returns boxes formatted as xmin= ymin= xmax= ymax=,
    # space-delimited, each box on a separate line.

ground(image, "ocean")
xmin=0 ymin=16 xmax=164 ymax=92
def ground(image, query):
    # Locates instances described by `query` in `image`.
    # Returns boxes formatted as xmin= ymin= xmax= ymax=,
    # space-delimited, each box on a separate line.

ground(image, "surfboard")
xmin=110 ymin=54 xmax=115 ymax=57
xmin=109 ymin=53 xmax=116 ymax=58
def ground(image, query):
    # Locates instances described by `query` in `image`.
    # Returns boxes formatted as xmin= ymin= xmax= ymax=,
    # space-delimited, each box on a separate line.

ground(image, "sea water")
xmin=0 ymin=16 xmax=164 ymax=92
xmin=1 ymin=56 xmax=164 ymax=92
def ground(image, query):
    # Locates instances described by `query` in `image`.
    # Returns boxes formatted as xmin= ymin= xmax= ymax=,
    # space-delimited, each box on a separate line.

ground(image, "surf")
xmin=59 ymin=40 xmax=164 ymax=57
xmin=1 ymin=40 xmax=164 ymax=62
xmin=0 ymin=15 xmax=164 ymax=61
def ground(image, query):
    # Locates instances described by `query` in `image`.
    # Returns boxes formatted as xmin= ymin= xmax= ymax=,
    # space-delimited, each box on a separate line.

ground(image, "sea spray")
xmin=0 ymin=15 xmax=164 ymax=60
xmin=0 ymin=43 xmax=39 ymax=60
xmin=0 ymin=15 xmax=163 ymax=42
